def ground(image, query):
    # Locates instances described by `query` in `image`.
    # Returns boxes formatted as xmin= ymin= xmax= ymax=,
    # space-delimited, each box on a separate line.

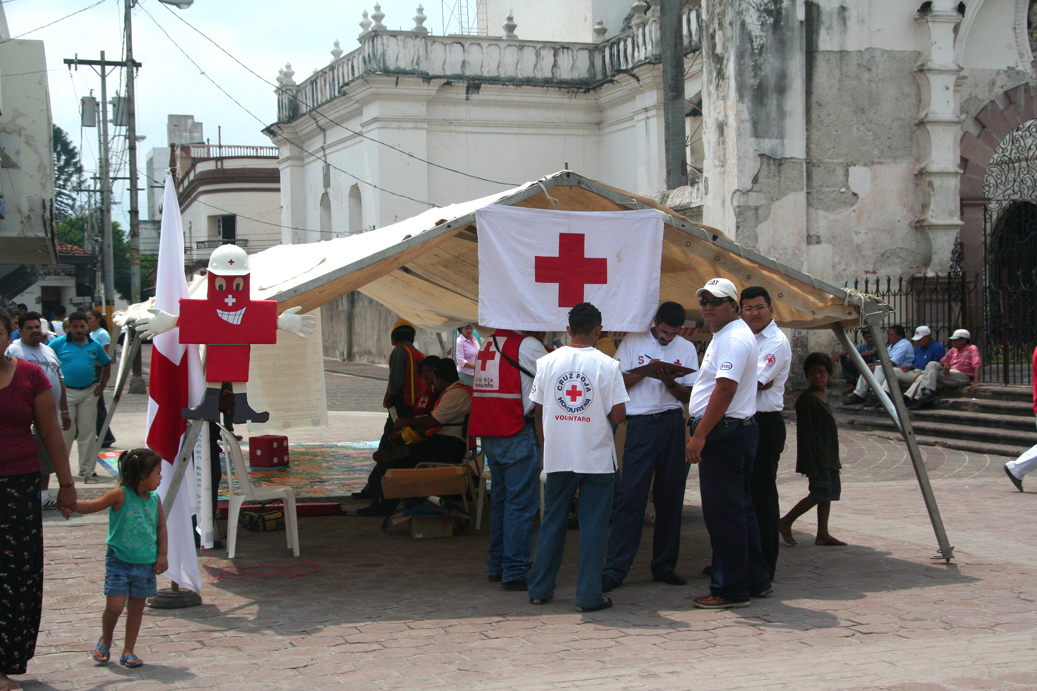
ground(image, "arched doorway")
xmin=982 ymin=119 xmax=1037 ymax=384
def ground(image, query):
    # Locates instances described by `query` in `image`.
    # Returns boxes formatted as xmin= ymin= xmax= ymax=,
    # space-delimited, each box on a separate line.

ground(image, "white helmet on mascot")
xmin=208 ymin=244 xmax=250 ymax=276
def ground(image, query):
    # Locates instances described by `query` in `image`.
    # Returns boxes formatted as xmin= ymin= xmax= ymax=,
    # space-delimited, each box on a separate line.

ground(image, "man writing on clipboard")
xmin=602 ymin=302 xmax=699 ymax=592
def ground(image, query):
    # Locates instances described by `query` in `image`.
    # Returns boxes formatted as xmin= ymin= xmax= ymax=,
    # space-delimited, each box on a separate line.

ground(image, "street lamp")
xmin=124 ymin=0 xmax=192 ymax=393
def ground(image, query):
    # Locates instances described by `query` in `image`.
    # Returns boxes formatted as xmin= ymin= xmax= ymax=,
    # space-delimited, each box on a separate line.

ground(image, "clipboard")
xmin=625 ymin=362 xmax=696 ymax=380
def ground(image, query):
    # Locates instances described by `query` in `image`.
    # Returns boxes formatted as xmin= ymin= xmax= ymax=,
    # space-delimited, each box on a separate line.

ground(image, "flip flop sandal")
xmin=91 ymin=638 xmax=110 ymax=664
xmin=119 ymin=654 xmax=143 ymax=668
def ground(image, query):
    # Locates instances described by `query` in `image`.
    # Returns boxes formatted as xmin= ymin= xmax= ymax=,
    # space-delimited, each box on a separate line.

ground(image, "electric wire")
xmin=0 ymin=0 xmax=108 ymax=43
xmin=138 ymin=5 xmax=437 ymax=208
xmin=156 ymin=1 xmax=520 ymax=188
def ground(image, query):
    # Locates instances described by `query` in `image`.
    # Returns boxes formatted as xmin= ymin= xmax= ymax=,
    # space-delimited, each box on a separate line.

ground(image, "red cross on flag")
xmin=476 ymin=205 xmax=663 ymax=332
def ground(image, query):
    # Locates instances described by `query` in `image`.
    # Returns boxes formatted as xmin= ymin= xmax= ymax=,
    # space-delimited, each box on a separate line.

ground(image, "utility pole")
xmin=660 ymin=0 xmax=687 ymax=190
xmin=64 ymin=52 xmax=126 ymax=320
xmin=124 ymin=0 xmax=148 ymax=394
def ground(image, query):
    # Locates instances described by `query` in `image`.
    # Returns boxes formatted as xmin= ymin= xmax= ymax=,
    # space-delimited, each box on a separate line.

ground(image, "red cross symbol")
xmin=476 ymin=348 xmax=497 ymax=371
xmin=566 ymin=384 xmax=583 ymax=402
xmin=535 ymin=233 xmax=608 ymax=308
xmin=228 ymin=259 xmax=235 ymax=265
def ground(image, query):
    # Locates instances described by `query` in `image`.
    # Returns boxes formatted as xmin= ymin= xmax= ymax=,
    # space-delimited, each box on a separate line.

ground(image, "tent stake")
xmin=832 ymin=324 xmax=954 ymax=562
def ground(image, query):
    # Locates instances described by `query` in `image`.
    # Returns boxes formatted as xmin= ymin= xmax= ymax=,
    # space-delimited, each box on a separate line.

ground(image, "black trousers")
xmin=749 ymin=411 xmax=786 ymax=581
xmin=370 ymin=435 xmax=467 ymax=510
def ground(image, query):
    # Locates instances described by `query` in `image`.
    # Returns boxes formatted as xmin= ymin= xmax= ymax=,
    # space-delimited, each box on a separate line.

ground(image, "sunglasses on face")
xmin=698 ymin=298 xmax=731 ymax=307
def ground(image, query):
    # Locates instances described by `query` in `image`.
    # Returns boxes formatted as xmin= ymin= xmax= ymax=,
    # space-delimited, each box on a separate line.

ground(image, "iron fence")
xmin=844 ymin=270 xmax=1034 ymax=387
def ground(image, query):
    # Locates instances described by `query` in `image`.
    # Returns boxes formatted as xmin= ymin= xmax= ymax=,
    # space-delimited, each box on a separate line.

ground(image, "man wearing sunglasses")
xmin=602 ymin=301 xmax=699 ymax=593
xmin=686 ymin=278 xmax=770 ymax=609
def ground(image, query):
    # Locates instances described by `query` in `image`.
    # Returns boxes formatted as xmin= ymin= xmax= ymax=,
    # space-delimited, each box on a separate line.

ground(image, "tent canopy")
xmin=240 ymin=170 xmax=888 ymax=331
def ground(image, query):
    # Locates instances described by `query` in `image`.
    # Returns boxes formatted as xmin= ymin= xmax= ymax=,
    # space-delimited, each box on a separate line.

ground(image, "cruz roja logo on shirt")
xmin=554 ymin=371 xmax=594 ymax=420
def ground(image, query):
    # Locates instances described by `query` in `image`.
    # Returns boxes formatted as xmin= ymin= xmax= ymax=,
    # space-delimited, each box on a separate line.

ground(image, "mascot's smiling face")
xmin=209 ymin=271 xmax=250 ymax=325
xmin=206 ymin=244 xmax=252 ymax=326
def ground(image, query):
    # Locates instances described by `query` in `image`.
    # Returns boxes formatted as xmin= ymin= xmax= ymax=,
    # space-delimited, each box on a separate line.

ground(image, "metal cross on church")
xmin=534 ymin=233 xmax=608 ymax=308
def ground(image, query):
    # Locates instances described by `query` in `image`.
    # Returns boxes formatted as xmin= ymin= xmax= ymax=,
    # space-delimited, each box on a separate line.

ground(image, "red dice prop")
xmin=248 ymin=435 xmax=290 ymax=468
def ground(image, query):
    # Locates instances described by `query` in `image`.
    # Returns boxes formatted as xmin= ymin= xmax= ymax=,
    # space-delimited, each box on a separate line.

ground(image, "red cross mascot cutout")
xmin=138 ymin=244 xmax=316 ymax=423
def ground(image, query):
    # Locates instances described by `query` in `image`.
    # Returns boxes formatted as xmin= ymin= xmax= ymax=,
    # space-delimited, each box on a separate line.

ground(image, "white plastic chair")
xmin=219 ymin=426 xmax=300 ymax=559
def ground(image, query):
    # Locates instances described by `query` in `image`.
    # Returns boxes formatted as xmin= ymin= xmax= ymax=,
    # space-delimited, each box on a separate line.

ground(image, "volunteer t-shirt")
xmin=530 ymin=345 xmax=629 ymax=474
xmin=615 ymin=330 xmax=699 ymax=416
xmin=688 ymin=318 xmax=758 ymax=420
xmin=6 ymin=340 xmax=63 ymax=413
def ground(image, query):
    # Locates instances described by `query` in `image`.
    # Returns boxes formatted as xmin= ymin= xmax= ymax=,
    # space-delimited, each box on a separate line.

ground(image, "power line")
xmin=0 ymin=0 xmax=108 ymax=43
xmin=157 ymin=2 xmax=519 ymax=188
xmin=138 ymin=5 xmax=437 ymax=209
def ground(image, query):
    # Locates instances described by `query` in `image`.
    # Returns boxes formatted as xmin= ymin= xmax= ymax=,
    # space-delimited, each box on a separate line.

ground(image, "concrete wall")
xmin=321 ymin=290 xmax=450 ymax=364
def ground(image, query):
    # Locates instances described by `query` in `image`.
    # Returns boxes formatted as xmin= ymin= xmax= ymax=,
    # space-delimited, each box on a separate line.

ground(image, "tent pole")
xmin=833 ymin=327 xmax=901 ymax=430
xmin=840 ymin=323 xmax=954 ymax=562
xmin=162 ymin=419 xmax=205 ymax=512
xmin=87 ymin=326 xmax=144 ymax=480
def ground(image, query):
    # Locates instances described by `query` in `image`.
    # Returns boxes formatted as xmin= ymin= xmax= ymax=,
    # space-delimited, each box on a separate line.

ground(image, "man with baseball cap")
xmin=861 ymin=325 xmax=945 ymax=408
xmin=686 ymin=278 xmax=770 ymax=609
xmin=905 ymin=329 xmax=982 ymax=410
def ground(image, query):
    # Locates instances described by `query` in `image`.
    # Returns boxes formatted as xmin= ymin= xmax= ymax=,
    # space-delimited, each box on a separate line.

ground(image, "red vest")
xmin=468 ymin=330 xmax=528 ymax=438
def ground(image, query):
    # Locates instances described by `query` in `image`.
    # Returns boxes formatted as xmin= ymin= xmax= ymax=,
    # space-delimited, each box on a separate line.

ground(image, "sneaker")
xmin=41 ymin=495 xmax=57 ymax=510
xmin=529 ymin=596 xmax=552 ymax=605
xmin=843 ymin=394 xmax=866 ymax=406
xmin=576 ymin=595 xmax=613 ymax=612
xmin=602 ymin=574 xmax=620 ymax=592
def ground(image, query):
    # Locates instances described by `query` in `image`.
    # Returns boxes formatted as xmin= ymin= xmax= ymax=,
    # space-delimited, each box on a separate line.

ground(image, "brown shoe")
xmin=692 ymin=594 xmax=750 ymax=609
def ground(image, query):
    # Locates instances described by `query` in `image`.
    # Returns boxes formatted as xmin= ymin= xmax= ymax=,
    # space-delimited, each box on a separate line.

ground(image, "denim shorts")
xmin=808 ymin=468 xmax=842 ymax=503
xmin=104 ymin=547 xmax=158 ymax=598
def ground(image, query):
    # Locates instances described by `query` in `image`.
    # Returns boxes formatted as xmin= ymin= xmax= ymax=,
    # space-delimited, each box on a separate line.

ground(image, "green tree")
xmin=56 ymin=215 xmax=141 ymax=302
xmin=53 ymin=124 xmax=86 ymax=219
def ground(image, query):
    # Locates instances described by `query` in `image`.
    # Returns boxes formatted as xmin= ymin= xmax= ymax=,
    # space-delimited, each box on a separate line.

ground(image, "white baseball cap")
xmin=696 ymin=278 xmax=738 ymax=302
xmin=950 ymin=328 xmax=971 ymax=341
xmin=911 ymin=326 xmax=931 ymax=341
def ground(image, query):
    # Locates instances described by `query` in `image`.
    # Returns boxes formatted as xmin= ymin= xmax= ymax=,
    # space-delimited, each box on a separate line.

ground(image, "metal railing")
xmin=195 ymin=239 xmax=249 ymax=249
xmin=184 ymin=144 xmax=278 ymax=159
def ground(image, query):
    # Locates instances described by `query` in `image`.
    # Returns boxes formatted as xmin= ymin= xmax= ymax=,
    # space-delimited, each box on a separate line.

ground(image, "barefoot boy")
xmin=779 ymin=353 xmax=847 ymax=547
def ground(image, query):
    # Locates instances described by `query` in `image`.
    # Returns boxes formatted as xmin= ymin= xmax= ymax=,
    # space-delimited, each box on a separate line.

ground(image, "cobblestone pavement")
xmin=27 ymin=356 xmax=1037 ymax=691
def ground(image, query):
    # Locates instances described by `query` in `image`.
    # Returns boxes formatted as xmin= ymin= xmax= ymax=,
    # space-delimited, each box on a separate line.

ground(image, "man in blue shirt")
xmin=861 ymin=326 xmax=947 ymax=407
xmin=51 ymin=311 xmax=112 ymax=479
xmin=845 ymin=324 xmax=911 ymax=405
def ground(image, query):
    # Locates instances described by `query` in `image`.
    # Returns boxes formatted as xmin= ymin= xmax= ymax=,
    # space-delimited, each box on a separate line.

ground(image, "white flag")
xmin=146 ymin=172 xmax=204 ymax=593
xmin=476 ymin=205 xmax=663 ymax=332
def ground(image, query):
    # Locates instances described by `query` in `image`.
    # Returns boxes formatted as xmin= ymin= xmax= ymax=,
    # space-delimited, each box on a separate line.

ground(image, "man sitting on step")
xmin=904 ymin=329 xmax=982 ymax=411
xmin=844 ymin=324 xmax=911 ymax=406
xmin=861 ymin=326 xmax=945 ymax=408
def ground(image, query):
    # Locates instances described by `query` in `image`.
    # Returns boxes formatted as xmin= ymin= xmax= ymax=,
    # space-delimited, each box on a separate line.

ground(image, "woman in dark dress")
xmin=0 ymin=309 xmax=77 ymax=690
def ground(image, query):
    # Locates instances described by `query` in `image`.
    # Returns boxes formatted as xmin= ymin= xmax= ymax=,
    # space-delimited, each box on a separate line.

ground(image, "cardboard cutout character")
xmin=139 ymin=245 xmax=315 ymax=423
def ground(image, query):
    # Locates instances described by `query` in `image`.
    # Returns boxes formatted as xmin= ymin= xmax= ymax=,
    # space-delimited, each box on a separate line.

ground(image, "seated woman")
xmin=351 ymin=357 xmax=443 ymax=501
xmin=357 ymin=358 xmax=472 ymax=516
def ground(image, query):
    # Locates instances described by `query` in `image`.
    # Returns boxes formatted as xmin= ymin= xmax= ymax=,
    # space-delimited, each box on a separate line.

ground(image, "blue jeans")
xmin=528 ymin=471 xmax=615 ymax=609
xmin=484 ymin=423 xmax=541 ymax=582
xmin=604 ymin=410 xmax=687 ymax=584
xmin=104 ymin=547 xmax=158 ymax=599
xmin=698 ymin=423 xmax=771 ymax=602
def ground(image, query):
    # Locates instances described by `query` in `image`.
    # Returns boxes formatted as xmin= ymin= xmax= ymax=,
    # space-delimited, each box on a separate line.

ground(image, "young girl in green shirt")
xmin=779 ymin=353 xmax=847 ymax=547
xmin=73 ymin=448 xmax=167 ymax=668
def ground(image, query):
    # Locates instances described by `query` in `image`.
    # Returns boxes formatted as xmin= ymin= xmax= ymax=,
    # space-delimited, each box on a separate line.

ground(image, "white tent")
xmin=120 ymin=170 xmax=954 ymax=561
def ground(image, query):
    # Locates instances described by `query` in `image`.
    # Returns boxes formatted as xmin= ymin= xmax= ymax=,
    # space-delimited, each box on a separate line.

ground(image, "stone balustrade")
xmin=276 ymin=7 xmax=700 ymax=123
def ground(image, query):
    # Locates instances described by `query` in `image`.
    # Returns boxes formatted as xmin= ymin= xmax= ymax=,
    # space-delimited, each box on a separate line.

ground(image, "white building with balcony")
xmin=175 ymin=144 xmax=282 ymax=274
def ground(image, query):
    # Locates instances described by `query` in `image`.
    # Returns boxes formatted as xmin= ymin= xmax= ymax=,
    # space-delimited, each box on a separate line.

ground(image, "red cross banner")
xmin=476 ymin=205 xmax=663 ymax=331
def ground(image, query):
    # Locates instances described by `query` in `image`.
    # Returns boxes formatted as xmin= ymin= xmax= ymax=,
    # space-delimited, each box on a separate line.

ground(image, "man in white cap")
xmin=861 ymin=325 xmax=945 ymax=408
xmin=1004 ymin=344 xmax=1037 ymax=492
xmin=686 ymin=278 xmax=770 ymax=609
xmin=905 ymin=329 xmax=982 ymax=410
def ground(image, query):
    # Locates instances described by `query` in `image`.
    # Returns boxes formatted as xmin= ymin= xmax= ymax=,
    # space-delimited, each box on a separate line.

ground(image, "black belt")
xmin=67 ymin=384 xmax=95 ymax=389
xmin=689 ymin=415 xmax=756 ymax=427
xmin=755 ymin=410 xmax=784 ymax=417
xmin=628 ymin=408 xmax=683 ymax=419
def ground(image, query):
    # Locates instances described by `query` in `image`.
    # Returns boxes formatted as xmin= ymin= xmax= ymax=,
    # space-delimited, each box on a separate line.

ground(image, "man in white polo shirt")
xmin=527 ymin=302 xmax=628 ymax=612
xmin=740 ymin=286 xmax=791 ymax=583
xmin=603 ymin=301 xmax=699 ymax=592
xmin=686 ymin=278 xmax=771 ymax=609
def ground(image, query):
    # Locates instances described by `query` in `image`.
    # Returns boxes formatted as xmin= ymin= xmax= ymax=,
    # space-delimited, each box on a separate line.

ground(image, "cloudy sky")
xmin=5 ymin=0 xmax=455 ymax=223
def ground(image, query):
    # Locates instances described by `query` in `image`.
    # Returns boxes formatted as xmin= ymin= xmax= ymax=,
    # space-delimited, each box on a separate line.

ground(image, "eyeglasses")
xmin=698 ymin=298 xmax=731 ymax=307
xmin=741 ymin=305 xmax=770 ymax=313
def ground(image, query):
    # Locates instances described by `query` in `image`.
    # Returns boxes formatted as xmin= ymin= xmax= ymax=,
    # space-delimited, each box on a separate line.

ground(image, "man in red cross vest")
xmin=469 ymin=328 xmax=548 ymax=590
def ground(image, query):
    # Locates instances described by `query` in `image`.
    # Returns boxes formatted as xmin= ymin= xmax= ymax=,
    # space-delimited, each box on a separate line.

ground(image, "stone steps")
xmin=824 ymin=382 xmax=1035 ymax=459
